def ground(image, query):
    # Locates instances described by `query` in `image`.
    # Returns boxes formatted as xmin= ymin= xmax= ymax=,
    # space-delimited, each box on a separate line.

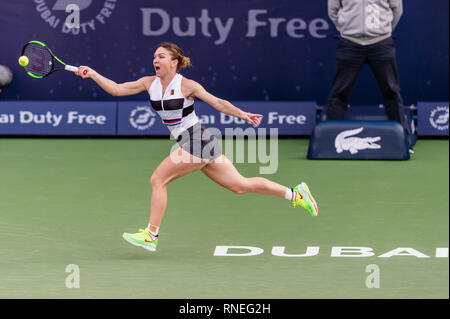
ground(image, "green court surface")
xmin=0 ymin=138 xmax=448 ymax=299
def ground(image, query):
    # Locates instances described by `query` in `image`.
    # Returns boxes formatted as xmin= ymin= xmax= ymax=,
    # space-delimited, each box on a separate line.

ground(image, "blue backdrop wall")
xmin=0 ymin=0 xmax=448 ymax=105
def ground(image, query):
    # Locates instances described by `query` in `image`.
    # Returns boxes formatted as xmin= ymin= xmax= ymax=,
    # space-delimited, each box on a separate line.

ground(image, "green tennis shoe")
xmin=292 ymin=182 xmax=318 ymax=216
xmin=122 ymin=229 xmax=158 ymax=251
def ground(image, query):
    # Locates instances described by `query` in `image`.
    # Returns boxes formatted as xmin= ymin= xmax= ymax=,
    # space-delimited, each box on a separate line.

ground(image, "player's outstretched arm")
xmin=75 ymin=66 xmax=153 ymax=96
xmin=185 ymin=79 xmax=262 ymax=127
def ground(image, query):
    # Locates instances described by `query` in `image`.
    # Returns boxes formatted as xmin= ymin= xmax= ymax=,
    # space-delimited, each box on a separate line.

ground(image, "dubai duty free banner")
xmin=116 ymin=101 xmax=317 ymax=136
xmin=0 ymin=101 xmax=116 ymax=135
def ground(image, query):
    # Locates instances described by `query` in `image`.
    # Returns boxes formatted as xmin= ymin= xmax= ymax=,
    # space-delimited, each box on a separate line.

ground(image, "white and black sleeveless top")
xmin=148 ymin=73 xmax=199 ymax=137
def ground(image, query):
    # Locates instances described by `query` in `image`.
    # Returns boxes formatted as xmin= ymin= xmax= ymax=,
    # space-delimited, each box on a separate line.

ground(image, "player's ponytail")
xmin=179 ymin=56 xmax=191 ymax=71
xmin=158 ymin=42 xmax=191 ymax=72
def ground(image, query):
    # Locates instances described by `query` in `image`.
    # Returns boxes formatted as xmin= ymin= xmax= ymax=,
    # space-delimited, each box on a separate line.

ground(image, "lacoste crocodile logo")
xmin=335 ymin=127 xmax=381 ymax=155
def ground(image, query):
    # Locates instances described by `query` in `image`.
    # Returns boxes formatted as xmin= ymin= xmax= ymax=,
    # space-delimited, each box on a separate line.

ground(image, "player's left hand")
xmin=241 ymin=112 xmax=263 ymax=127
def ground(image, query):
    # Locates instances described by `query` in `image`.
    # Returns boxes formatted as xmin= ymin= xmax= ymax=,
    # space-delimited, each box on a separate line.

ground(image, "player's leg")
xmin=122 ymin=147 xmax=208 ymax=251
xmin=201 ymin=155 xmax=318 ymax=216
xmin=202 ymin=155 xmax=284 ymax=197
xmin=148 ymin=147 xmax=208 ymax=226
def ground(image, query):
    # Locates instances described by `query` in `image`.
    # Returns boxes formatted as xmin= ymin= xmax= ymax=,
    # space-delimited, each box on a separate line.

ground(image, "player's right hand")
xmin=75 ymin=66 xmax=94 ymax=79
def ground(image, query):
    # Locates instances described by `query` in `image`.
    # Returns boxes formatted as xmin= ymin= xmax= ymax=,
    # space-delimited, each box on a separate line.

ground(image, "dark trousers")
xmin=326 ymin=37 xmax=411 ymax=146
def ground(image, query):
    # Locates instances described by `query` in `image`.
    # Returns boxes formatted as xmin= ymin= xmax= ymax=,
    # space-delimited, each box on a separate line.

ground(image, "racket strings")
xmin=23 ymin=43 xmax=53 ymax=77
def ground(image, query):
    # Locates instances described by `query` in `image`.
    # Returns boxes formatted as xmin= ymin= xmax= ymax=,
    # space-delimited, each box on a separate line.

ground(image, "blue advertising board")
xmin=0 ymin=100 xmax=316 ymax=136
xmin=0 ymin=101 xmax=116 ymax=135
xmin=117 ymin=101 xmax=168 ymax=135
xmin=117 ymin=101 xmax=317 ymax=136
xmin=417 ymin=102 xmax=449 ymax=136
xmin=0 ymin=0 xmax=448 ymax=106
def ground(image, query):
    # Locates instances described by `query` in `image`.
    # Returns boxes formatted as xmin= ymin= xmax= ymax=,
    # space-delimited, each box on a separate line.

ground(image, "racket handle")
xmin=65 ymin=65 xmax=78 ymax=72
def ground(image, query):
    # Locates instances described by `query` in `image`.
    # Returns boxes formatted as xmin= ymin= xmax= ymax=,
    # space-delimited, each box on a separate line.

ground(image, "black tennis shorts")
xmin=175 ymin=123 xmax=222 ymax=160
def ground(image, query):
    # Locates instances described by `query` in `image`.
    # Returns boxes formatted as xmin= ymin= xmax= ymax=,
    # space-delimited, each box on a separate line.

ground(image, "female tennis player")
xmin=75 ymin=42 xmax=318 ymax=252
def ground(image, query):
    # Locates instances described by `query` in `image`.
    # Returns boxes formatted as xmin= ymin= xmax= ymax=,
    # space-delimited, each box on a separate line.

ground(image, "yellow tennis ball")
xmin=19 ymin=56 xmax=29 ymax=67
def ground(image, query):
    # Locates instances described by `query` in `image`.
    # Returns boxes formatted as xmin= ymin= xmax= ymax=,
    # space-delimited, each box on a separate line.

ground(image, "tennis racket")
xmin=20 ymin=40 xmax=86 ymax=79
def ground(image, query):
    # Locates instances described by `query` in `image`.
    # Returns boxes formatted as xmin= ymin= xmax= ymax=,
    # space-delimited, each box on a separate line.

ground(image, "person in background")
xmin=326 ymin=0 xmax=413 ymax=153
